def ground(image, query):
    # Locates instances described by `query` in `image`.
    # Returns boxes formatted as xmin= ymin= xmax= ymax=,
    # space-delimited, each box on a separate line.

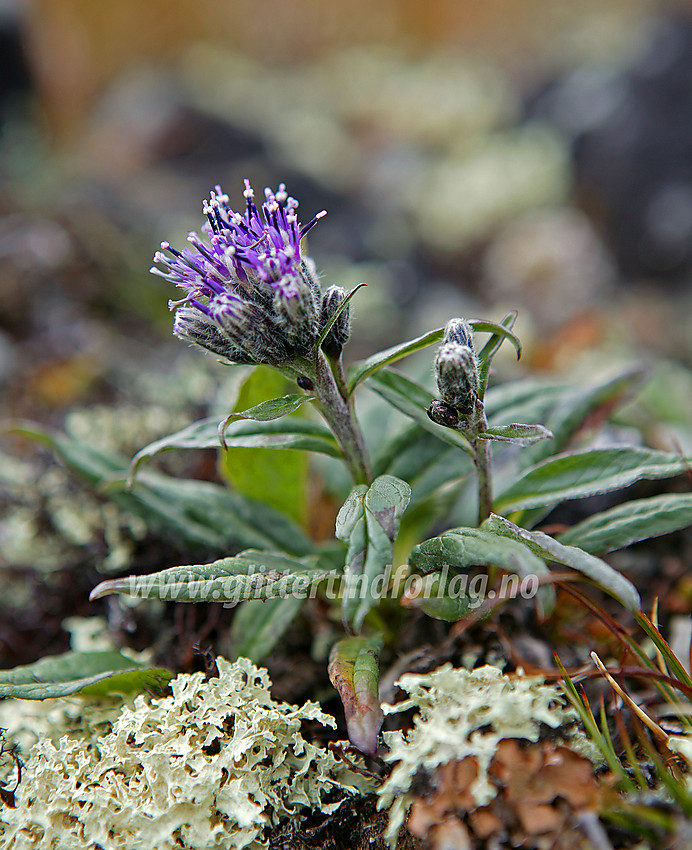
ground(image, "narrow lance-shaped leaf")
xmin=483 ymin=514 xmax=641 ymax=611
xmin=367 ymin=370 xmax=473 ymax=454
xmin=231 ymin=597 xmax=306 ymax=662
xmin=485 ymin=378 xmax=566 ymax=426
xmin=478 ymin=423 xmax=554 ymax=446
xmin=0 ymin=651 xmax=171 ymax=700
xmin=337 ymin=475 xmax=411 ymax=633
xmin=476 ymin=311 xmax=519 ymax=399
xmin=409 ymin=526 xmax=555 ymax=619
xmin=129 ymin=416 xmax=341 ymax=481
xmin=494 ymin=447 xmax=692 ymax=514
xmin=557 ymin=493 xmax=692 ymax=555
xmin=8 ymin=422 xmax=316 ymax=556
xmin=521 ymin=367 xmax=646 ymax=468
xmin=90 ymin=550 xmax=334 ymax=605
xmin=348 ymin=328 xmax=444 ymax=393
xmin=328 ymin=635 xmax=384 ymax=755
xmin=219 ymin=394 xmax=317 ymax=447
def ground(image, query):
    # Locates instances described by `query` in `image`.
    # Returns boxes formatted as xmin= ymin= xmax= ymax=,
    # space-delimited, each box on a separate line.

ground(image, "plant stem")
xmin=471 ymin=401 xmax=492 ymax=525
xmin=305 ymin=351 xmax=372 ymax=485
xmin=474 ymin=436 xmax=493 ymax=525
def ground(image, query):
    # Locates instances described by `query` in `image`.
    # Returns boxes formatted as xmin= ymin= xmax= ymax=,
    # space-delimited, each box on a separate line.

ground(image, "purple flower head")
xmin=152 ymin=179 xmax=327 ymax=364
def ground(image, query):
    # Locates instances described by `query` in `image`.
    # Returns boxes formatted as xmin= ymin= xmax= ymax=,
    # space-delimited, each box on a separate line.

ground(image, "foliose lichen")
xmin=377 ymin=663 xmax=581 ymax=846
xmin=0 ymin=657 xmax=374 ymax=849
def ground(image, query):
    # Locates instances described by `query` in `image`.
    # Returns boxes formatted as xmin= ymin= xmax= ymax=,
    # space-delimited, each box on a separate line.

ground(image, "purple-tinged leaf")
xmin=328 ymin=635 xmax=383 ymax=755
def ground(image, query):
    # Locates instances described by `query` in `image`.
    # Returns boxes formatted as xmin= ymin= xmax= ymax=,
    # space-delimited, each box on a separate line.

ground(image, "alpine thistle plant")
xmin=152 ymin=179 xmax=370 ymax=483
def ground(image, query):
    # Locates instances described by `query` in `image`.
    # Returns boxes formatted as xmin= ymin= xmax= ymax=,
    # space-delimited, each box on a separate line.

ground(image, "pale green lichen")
xmin=377 ymin=663 xmax=580 ymax=846
xmin=0 ymin=657 xmax=373 ymax=849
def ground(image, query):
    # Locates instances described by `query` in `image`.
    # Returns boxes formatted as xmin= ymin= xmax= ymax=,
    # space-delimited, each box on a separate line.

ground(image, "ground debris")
xmin=267 ymin=795 xmax=425 ymax=850
xmin=406 ymin=739 xmax=601 ymax=849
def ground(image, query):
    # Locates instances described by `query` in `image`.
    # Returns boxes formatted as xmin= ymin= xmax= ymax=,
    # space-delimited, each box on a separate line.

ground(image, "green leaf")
xmin=478 ymin=423 xmax=554 ymax=446
xmin=315 ymin=281 xmax=367 ymax=350
xmin=90 ymin=550 xmax=332 ymax=604
xmin=476 ymin=311 xmax=519 ymax=399
xmin=328 ymin=635 xmax=384 ymax=755
xmin=521 ymin=367 xmax=646 ymax=467
xmin=0 ymin=651 xmax=171 ymax=700
xmin=485 ymin=380 xmax=568 ymax=434
xmin=219 ymin=393 xmax=317 ymax=446
xmin=221 ymin=367 xmax=312 ymax=526
xmin=484 ymin=514 xmax=641 ymax=611
xmin=409 ymin=526 xmax=555 ymax=619
xmin=10 ymin=422 xmax=315 ymax=555
xmin=366 ymin=370 xmax=473 ymax=454
xmin=132 ymin=474 xmax=315 ymax=555
xmin=401 ymin=571 xmax=481 ymax=622
xmin=336 ymin=475 xmax=411 ymax=633
xmin=494 ymin=447 xmax=692 ymax=514
xmin=130 ymin=417 xmax=340 ymax=480
xmin=375 ymin=425 xmax=473 ymax=504
xmin=347 ymin=327 xmax=444 ymax=393
xmin=557 ymin=493 xmax=692 ymax=555
xmin=230 ymin=597 xmax=306 ymax=662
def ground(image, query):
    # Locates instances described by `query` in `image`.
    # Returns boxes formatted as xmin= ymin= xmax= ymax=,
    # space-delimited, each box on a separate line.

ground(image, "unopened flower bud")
xmin=435 ymin=342 xmax=479 ymax=413
xmin=443 ymin=318 xmax=474 ymax=350
xmin=320 ymin=285 xmax=351 ymax=358
xmin=272 ymin=280 xmax=319 ymax=356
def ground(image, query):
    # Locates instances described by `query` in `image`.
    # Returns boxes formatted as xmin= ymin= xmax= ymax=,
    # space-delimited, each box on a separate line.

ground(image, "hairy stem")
xmin=470 ymin=402 xmax=492 ymax=525
xmin=307 ymin=351 xmax=372 ymax=485
xmin=473 ymin=437 xmax=493 ymax=524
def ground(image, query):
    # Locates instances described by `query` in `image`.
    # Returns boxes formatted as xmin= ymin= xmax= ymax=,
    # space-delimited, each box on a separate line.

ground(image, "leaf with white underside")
xmin=484 ymin=514 xmax=641 ymax=611
xmin=409 ymin=526 xmax=555 ymax=619
xmin=328 ymin=635 xmax=384 ymax=755
xmin=478 ymin=423 xmax=554 ymax=446
xmin=90 ymin=550 xmax=333 ymax=603
xmin=557 ymin=493 xmax=692 ymax=555
xmin=494 ymin=447 xmax=692 ymax=513
xmin=0 ymin=651 xmax=171 ymax=699
xmin=337 ymin=475 xmax=411 ymax=633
